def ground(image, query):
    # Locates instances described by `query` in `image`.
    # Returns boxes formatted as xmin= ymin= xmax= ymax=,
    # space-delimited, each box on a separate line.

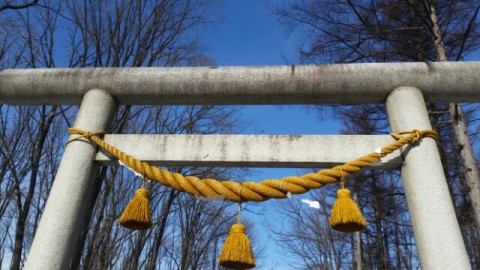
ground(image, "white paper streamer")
xmin=118 ymin=160 xmax=143 ymax=178
xmin=300 ymin=199 xmax=321 ymax=209
xmin=287 ymin=192 xmax=320 ymax=209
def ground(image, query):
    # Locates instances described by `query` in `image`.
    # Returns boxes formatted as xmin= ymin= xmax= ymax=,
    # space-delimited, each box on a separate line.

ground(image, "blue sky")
xmin=201 ymin=0 xmax=340 ymax=185
xmin=202 ymin=0 xmax=295 ymax=66
xmin=202 ymin=1 xmax=341 ymax=269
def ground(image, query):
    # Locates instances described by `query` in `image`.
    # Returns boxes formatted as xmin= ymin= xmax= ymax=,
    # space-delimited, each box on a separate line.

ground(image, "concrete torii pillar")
xmin=386 ymin=86 xmax=470 ymax=269
xmin=24 ymin=89 xmax=117 ymax=270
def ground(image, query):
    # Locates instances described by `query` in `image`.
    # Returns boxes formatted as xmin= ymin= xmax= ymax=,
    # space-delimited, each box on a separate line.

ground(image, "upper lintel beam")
xmin=1 ymin=62 xmax=480 ymax=105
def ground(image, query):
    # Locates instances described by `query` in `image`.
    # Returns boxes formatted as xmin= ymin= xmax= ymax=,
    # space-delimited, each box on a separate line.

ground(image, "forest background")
xmin=1 ymin=0 xmax=480 ymax=269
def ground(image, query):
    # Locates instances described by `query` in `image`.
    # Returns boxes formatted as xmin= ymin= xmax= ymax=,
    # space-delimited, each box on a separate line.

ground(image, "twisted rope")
xmin=67 ymin=127 xmax=438 ymax=203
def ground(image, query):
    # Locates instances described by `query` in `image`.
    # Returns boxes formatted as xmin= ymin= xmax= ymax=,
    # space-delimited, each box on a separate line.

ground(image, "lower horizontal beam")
xmin=95 ymin=134 xmax=403 ymax=169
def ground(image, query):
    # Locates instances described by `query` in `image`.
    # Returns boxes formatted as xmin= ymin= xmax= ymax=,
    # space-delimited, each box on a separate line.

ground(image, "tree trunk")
xmin=130 ymin=230 xmax=146 ymax=270
xmin=372 ymin=174 xmax=386 ymax=269
xmin=449 ymin=103 xmax=480 ymax=231
xmin=353 ymin=185 xmax=362 ymax=270
xmin=81 ymin=173 xmax=114 ymax=270
xmin=146 ymin=189 xmax=177 ymax=270
xmin=355 ymin=230 xmax=362 ymax=270
xmin=392 ymin=183 xmax=402 ymax=269
xmin=427 ymin=0 xmax=480 ymax=233
xmin=10 ymin=106 xmax=57 ymax=270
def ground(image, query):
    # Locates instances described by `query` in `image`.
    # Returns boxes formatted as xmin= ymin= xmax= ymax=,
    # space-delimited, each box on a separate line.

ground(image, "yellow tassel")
xmin=329 ymin=188 xmax=367 ymax=233
xmin=219 ymin=223 xmax=256 ymax=270
xmin=118 ymin=188 xmax=152 ymax=230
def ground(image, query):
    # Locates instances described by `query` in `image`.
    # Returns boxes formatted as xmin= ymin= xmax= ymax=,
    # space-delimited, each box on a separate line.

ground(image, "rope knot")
xmin=410 ymin=129 xmax=421 ymax=143
xmin=337 ymin=188 xmax=351 ymax=198
xmin=135 ymin=188 xmax=149 ymax=198
xmin=230 ymin=223 xmax=246 ymax=233
xmin=66 ymin=127 xmax=107 ymax=144
xmin=390 ymin=129 xmax=436 ymax=144
xmin=83 ymin=131 xmax=93 ymax=138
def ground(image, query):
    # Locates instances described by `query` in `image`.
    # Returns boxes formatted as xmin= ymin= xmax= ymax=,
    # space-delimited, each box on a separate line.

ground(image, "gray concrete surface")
xmin=4 ymin=62 xmax=477 ymax=269
xmin=24 ymin=89 xmax=117 ymax=270
xmin=1 ymin=62 xmax=480 ymax=105
xmin=386 ymin=87 xmax=471 ymax=270
xmin=96 ymin=134 xmax=402 ymax=169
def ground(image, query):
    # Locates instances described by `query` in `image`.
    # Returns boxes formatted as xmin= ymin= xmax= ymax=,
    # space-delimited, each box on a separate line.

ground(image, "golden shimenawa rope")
xmin=67 ymin=128 xmax=438 ymax=203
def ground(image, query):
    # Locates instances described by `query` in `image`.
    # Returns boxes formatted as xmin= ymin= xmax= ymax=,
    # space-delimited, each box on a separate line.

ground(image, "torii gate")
xmin=1 ymin=62 xmax=478 ymax=269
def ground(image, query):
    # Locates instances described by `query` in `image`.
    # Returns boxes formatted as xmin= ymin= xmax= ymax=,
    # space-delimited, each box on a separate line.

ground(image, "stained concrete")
xmin=1 ymin=62 xmax=480 ymax=105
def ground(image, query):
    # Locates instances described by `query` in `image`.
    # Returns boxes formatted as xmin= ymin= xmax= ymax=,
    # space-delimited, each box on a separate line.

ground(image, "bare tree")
xmin=3 ymin=2 xmax=64 ymax=268
xmin=271 ymin=188 xmax=356 ymax=270
xmin=0 ymin=0 xmax=38 ymax=13
xmin=275 ymin=0 xmax=480 ymax=266
xmin=271 ymin=104 xmax=418 ymax=270
xmin=0 ymin=1 xmax=250 ymax=270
